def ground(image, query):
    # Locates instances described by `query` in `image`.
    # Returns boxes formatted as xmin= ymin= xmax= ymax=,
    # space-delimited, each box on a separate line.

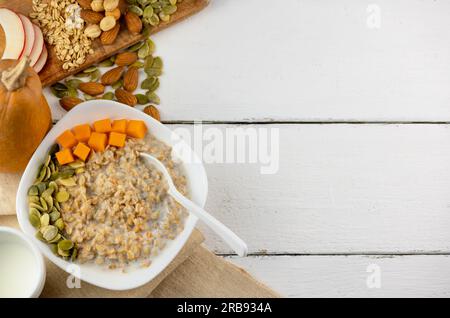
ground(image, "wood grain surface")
xmin=0 ymin=0 xmax=209 ymax=86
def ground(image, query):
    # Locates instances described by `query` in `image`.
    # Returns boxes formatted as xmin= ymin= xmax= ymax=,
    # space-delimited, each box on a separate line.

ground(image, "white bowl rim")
xmin=16 ymin=100 xmax=208 ymax=290
xmin=0 ymin=226 xmax=46 ymax=298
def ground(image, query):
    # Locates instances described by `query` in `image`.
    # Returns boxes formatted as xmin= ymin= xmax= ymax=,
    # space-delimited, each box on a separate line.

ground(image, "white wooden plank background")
xmin=43 ymin=0 xmax=450 ymax=297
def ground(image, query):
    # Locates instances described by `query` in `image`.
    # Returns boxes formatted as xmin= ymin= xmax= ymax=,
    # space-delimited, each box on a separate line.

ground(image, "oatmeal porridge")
xmin=61 ymin=136 xmax=188 ymax=269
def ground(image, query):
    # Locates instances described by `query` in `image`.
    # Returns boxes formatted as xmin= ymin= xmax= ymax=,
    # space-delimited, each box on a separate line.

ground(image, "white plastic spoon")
xmin=140 ymin=153 xmax=248 ymax=257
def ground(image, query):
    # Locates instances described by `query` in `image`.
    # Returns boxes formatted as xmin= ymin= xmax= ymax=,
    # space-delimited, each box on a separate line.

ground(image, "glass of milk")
xmin=0 ymin=226 xmax=45 ymax=298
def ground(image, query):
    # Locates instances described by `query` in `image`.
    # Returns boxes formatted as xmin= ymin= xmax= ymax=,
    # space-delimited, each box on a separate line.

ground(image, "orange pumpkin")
xmin=0 ymin=58 xmax=52 ymax=172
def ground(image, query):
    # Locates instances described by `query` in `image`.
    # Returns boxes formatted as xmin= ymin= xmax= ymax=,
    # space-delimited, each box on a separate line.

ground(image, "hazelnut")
xmin=100 ymin=16 xmax=116 ymax=31
xmin=85 ymin=24 xmax=102 ymax=38
xmin=91 ymin=0 xmax=104 ymax=12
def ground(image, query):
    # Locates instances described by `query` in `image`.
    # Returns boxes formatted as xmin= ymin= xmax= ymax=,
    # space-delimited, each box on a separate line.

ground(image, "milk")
xmin=0 ymin=242 xmax=39 ymax=298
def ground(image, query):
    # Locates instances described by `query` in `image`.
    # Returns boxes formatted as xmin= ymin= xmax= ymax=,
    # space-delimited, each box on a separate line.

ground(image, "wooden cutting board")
xmin=0 ymin=0 xmax=209 ymax=86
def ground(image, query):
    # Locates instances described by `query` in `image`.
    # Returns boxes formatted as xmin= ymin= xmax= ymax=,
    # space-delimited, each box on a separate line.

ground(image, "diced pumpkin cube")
xmin=55 ymin=148 xmax=75 ymax=165
xmin=112 ymin=119 xmax=127 ymax=133
xmin=56 ymin=130 xmax=78 ymax=149
xmin=93 ymin=118 xmax=112 ymax=133
xmin=126 ymin=120 xmax=147 ymax=139
xmin=73 ymin=124 xmax=92 ymax=142
xmin=108 ymin=132 xmax=126 ymax=148
xmin=88 ymin=132 xmax=108 ymax=152
xmin=73 ymin=142 xmax=91 ymax=161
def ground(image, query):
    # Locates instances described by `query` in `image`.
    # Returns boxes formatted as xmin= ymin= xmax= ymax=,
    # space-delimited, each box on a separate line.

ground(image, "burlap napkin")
xmin=0 ymin=173 xmax=20 ymax=215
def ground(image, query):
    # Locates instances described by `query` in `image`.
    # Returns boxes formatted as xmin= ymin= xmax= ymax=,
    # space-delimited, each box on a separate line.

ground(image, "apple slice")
xmin=33 ymin=45 xmax=47 ymax=73
xmin=29 ymin=23 xmax=44 ymax=67
xmin=18 ymin=14 xmax=35 ymax=59
xmin=0 ymin=8 xmax=25 ymax=59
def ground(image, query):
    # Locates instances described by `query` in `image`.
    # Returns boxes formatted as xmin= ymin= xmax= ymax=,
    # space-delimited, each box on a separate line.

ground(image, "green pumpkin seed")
xmin=28 ymin=196 xmax=40 ymax=204
xmin=58 ymin=247 xmax=70 ymax=257
xmin=169 ymin=0 xmax=177 ymax=5
xmin=42 ymin=187 xmax=54 ymax=198
xmin=56 ymin=191 xmax=70 ymax=203
xmin=144 ymin=55 xmax=154 ymax=68
xmin=84 ymin=94 xmax=95 ymax=101
xmin=68 ymin=160 xmax=85 ymax=169
xmin=49 ymin=161 xmax=56 ymax=174
xmin=74 ymin=72 xmax=91 ymax=78
xmin=76 ymin=167 xmax=85 ymax=174
xmin=128 ymin=41 xmax=145 ymax=52
xmin=49 ymin=211 xmax=61 ymax=223
xmin=29 ymin=213 xmax=41 ymax=228
xmin=90 ymin=69 xmax=101 ymax=82
xmin=147 ymin=77 xmax=159 ymax=92
xmin=28 ymin=185 xmax=39 ymax=196
xmin=152 ymin=56 xmax=163 ymax=69
xmin=146 ymin=38 xmax=156 ymax=55
xmin=52 ymin=82 xmax=68 ymax=91
xmin=36 ymin=183 xmax=47 ymax=195
xmin=65 ymin=79 xmax=83 ymax=89
xmin=144 ymin=67 xmax=162 ymax=77
xmin=162 ymin=4 xmax=177 ymax=15
xmin=102 ymin=92 xmax=115 ymax=100
xmin=39 ymin=197 xmax=48 ymax=211
xmin=159 ymin=12 xmax=170 ymax=22
xmin=112 ymin=79 xmax=123 ymax=89
xmin=42 ymin=225 xmax=58 ymax=241
xmin=58 ymin=177 xmax=77 ymax=187
xmin=55 ymin=201 xmax=61 ymax=212
xmin=45 ymin=195 xmax=54 ymax=210
xmin=54 ymin=218 xmax=65 ymax=231
xmin=29 ymin=202 xmax=45 ymax=212
xmin=35 ymin=231 xmax=45 ymax=242
xmin=138 ymin=0 xmax=150 ymax=6
xmin=148 ymin=13 xmax=160 ymax=26
xmin=128 ymin=5 xmax=143 ymax=16
xmin=130 ymin=61 xmax=144 ymax=68
xmin=48 ymin=181 xmax=58 ymax=192
xmin=40 ymin=214 xmax=50 ymax=227
xmin=48 ymin=144 xmax=60 ymax=156
xmin=138 ymin=42 xmax=151 ymax=59
xmin=141 ymin=25 xmax=151 ymax=38
xmin=45 ymin=166 xmax=52 ymax=181
xmin=143 ymin=5 xmax=154 ymax=19
xmin=67 ymin=87 xmax=79 ymax=98
xmin=126 ymin=0 xmax=137 ymax=5
xmin=50 ymin=88 xmax=69 ymax=98
xmin=71 ymin=248 xmax=78 ymax=261
xmin=36 ymin=165 xmax=46 ymax=182
xmin=141 ymin=76 xmax=157 ymax=89
xmin=58 ymin=240 xmax=74 ymax=251
xmin=135 ymin=94 xmax=149 ymax=104
xmin=50 ymin=243 xmax=58 ymax=254
xmin=44 ymin=155 xmax=51 ymax=167
xmin=146 ymin=91 xmax=160 ymax=105
xmin=48 ymin=233 xmax=62 ymax=244
xmin=83 ymin=66 xmax=98 ymax=73
xmin=58 ymin=169 xmax=75 ymax=179
xmin=98 ymin=59 xmax=114 ymax=67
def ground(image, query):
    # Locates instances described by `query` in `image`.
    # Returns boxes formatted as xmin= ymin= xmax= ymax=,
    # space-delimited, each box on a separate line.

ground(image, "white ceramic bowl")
xmin=16 ymin=101 xmax=208 ymax=291
xmin=0 ymin=226 xmax=46 ymax=297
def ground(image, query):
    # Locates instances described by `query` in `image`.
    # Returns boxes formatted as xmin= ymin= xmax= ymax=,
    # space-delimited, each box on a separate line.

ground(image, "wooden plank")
xmin=163 ymin=124 xmax=450 ymax=254
xmin=228 ymin=255 xmax=450 ymax=298
xmin=118 ymin=0 xmax=450 ymax=122
xmin=0 ymin=0 xmax=209 ymax=86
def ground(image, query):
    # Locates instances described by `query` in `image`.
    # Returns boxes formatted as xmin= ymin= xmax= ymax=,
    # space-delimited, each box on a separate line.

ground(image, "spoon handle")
xmin=168 ymin=188 xmax=248 ymax=257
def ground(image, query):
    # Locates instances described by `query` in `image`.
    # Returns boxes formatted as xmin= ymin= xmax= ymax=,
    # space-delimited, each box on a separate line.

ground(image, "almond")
xmin=123 ymin=66 xmax=139 ymax=92
xmin=77 ymin=0 xmax=92 ymax=10
xmin=79 ymin=82 xmax=105 ymax=96
xmin=100 ymin=23 xmax=120 ymax=45
xmin=125 ymin=12 xmax=142 ymax=34
xmin=80 ymin=9 xmax=104 ymax=24
xmin=59 ymin=97 xmax=83 ymax=111
xmin=143 ymin=105 xmax=160 ymax=121
xmin=115 ymin=52 xmax=138 ymax=66
xmin=115 ymin=88 xmax=137 ymax=106
xmin=101 ymin=66 xmax=125 ymax=85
